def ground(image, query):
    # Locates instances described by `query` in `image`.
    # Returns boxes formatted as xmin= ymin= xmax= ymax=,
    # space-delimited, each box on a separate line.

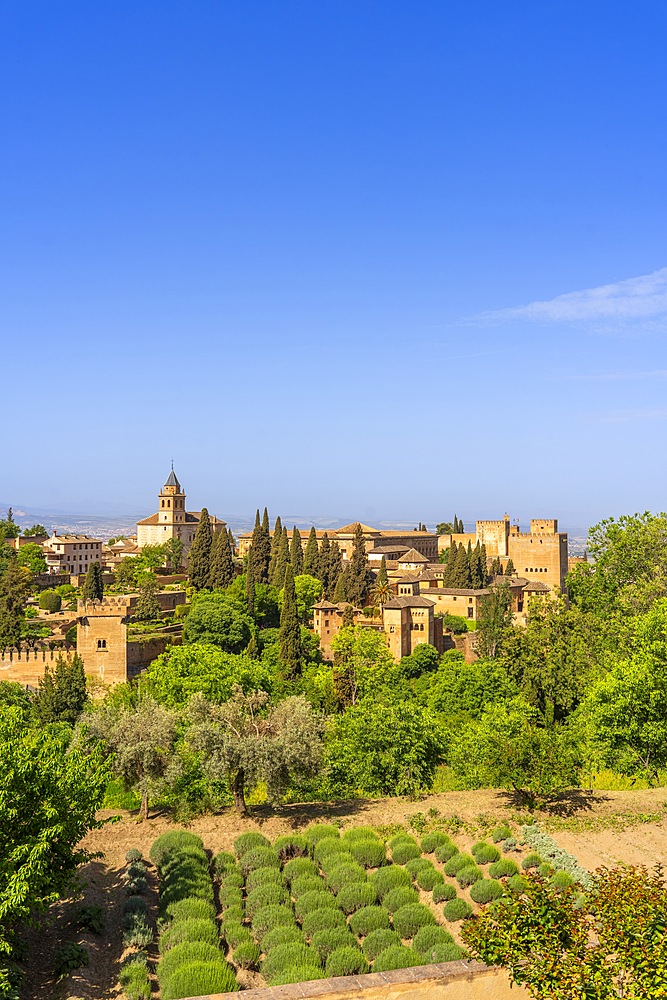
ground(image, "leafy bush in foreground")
xmin=472 ymin=843 xmax=501 ymax=865
xmin=392 ymin=842 xmax=421 ymax=864
xmin=349 ymin=905 xmax=391 ymax=935
xmin=372 ymin=945 xmax=422 ymax=972
xmin=349 ymin=839 xmax=386 ymax=869
xmin=417 ymin=867 xmax=445 ymax=892
xmin=284 ymin=857 xmax=318 ymax=884
xmin=443 ymin=898 xmax=472 ymax=922
xmin=262 ymin=925 xmax=304 ymax=951
xmin=370 ymin=865 xmax=412 ymax=898
xmin=362 ymin=928 xmax=402 ymax=959
xmin=312 ymin=927 xmax=356 ymax=962
xmin=160 ymin=961 xmax=238 ymax=999
xmin=433 ymin=883 xmax=457 ymax=903
xmin=382 ymin=886 xmax=419 ymax=913
xmin=157 ymin=941 xmax=226 ymax=986
xmin=413 ymin=925 xmax=454 ymax=953
xmin=456 ymin=865 xmax=483 ymax=888
xmin=325 ymin=945 xmax=369 ymax=976
xmin=444 ymin=853 xmax=476 ymax=876
xmin=251 ymin=904 xmax=296 ymax=939
xmin=326 ymin=861 xmax=367 ymax=893
xmin=149 ymin=831 xmax=203 ymax=867
xmin=304 ymin=824 xmax=340 ymax=847
xmin=159 ymin=918 xmax=218 ymax=953
xmin=292 ymin=875 xmax=326 ymax=899
xmin=392 ymin=903 xmax=436 ymax=939
xmin=268 ymin=964 xmax=323 ymax=985
xmin=435 ymin=842 xmax=459 ymax=863
xmin=245 ymin=883 xmax=288 ymax=917
xmin=233 ymin=832 xmax=270 ymax=858
xmin=469 ymin=879 xmax=505 ymax=904
xmin=488 ymin=859 xmax=519 ymax=880
xmin=336 ymin=881 xmax=377 ymax=913
xmin=261 ymin=942 xmax=320 ymax=981
xmin=234 ymin=941 xmax=261 ymax=969
xmin=246 ymin=866 xmax=284 ymax=891
xmin=420 ymin=831 xmax=451 ymax=854
xmin=301 ymin=907 xmax=347 ymax=939
xmin=295 ymin=890 xmax=337 ymax=921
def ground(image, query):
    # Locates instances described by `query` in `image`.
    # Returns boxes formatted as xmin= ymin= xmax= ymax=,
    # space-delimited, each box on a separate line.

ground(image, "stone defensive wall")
xmin=0 ymin=644 xmax=76 ymax=687
xmin=196 ymin=961 xmax=524 ymax=1000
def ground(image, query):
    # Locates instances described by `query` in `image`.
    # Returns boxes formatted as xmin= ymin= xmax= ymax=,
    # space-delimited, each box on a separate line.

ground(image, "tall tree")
xmin=82 ymin=561 xmax=104 ymax=601
xmin=163 ymin=536 xmax=184 ymax=574
xmin=290 ymin=527 xmax=303 ymax=575
xmin=268 ymin=516 xmax=283 ymax=583
xmin=33 ymin=653 xmax=88 ymax=726
xmin=251 ymin=508 xmax=271 ymax=584
xmin=209 ymin=528 xmax=234 ymax=589
xmin=504 ymin=557 xmax=515 ymax=576
xmin=134 ymin=577 xmax=162 ymax=621
xmin=470 ymin=542 xmax=485 ymax=589
xmin=448 ymin=543 xmax=472 ymax=588
xmin=0 ymin=555 xmax=31 ymax=649
xmin=318 ymin=533 xmax=332 ymax=594
xmin=476 ymin=581 xmax=514 ymax=659
xmin=279 ymin=564 xmax=302 ymax=677
xmin=373 ymin=557 xmax=392 ymax=606
xmin=189 ymin=508 xmax=213 ymax=590
xmin=480 ymin=543 xmax=488 ymax=583
xmin=227 ymin=527 xmax=236 ymax=550
xmin=334 ymin=569 xmax=349 ymax=603
xmin=245 ymin=547 xmax=255 ymax=618
xmin=327 ymin=540 xmax=343 ymax=598
xmin=272 ymin=529 xmax=290 ymax=589
xmin=346 ymin=523 xmax=371 ymax=607
xmin=489 ymin=556 xmax=502 ymax=577
xmin=303 ymin=527 xmax=319 ymax=577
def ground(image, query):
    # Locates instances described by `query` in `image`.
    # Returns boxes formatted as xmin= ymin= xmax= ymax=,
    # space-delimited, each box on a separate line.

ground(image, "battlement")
xmin=77 ymin=596 xmax=132 ymax=616
xmin=530 ymin=518 xmax=558 ymax=534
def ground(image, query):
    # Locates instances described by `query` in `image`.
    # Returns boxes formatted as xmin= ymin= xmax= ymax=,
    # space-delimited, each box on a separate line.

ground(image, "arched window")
xmin=97 ymin=639 xmax=107 ymax=649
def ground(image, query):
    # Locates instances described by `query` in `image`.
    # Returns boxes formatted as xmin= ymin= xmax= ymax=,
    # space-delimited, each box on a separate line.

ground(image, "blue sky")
xmin=3 ymin=1 xmax=667 ymax=535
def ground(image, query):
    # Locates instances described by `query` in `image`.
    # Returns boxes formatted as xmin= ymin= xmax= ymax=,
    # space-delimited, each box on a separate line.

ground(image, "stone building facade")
xmin=136 ymin=469 xmax=226 ymax=565
xmin=312 ymin=594 xmax=442 ymax=661
xmin=238 ymin=522 xmax=439 ymax=562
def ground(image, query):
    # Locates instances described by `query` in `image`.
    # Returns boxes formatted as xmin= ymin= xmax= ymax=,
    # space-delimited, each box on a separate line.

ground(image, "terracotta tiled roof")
xmin=383 ymin=595 xmax=435 ymax=609
xmin=398 ymin=548 xmax=429 ymax=563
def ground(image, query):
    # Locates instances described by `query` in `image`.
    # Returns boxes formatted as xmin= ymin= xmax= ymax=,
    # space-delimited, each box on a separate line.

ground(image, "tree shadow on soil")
xmin=248 ymin=798 xmax=374 ymax=829
xmin=497 ymin=788 xmax=610 ymax=818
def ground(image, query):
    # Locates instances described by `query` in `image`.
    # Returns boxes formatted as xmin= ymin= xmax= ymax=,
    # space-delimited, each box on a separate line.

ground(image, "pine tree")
xmin=505 ymin=558 xmax=516 ymax=576
xmin=188 ymin=508 xmax=213 ymax=590
xmin=209 ymin=528 xmax=235 ymax=589
xmin=290 ymin=527 xmax=303 ymax=575
xmin=279 ymin=564 xmax=302 ymax=677
xmin=245 ymin=548 xmax=255 ymax=617
xmin=346 ymin=524 xmax=371 ymax=607
xmin=273 ymin=529 xmax=290 ymax=589
xmin=33 ymin=653 xmax=87 ymax=725
xmin=303 ymin=527 xmax=319 ymax=576
xmin=82 ymin=561 xmax=104 ymax=601
xmin=268 ymin=516 xmax=283 ymax=583
xmin=318 ymin=533 xmax=332 ymax=595
xmin=327 ymin=541 xmax=343 ymax=599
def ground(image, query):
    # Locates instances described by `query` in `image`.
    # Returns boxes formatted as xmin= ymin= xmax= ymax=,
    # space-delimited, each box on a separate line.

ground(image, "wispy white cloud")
xmin=468 ymin=267 xmax=667 ymax=331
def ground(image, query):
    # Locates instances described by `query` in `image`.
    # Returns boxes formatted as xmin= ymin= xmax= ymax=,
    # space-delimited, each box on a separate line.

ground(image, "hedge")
xmin=39 ymin=591 xmax=62 ymax=613
xmin=325 ymin=946 xmax=369 ymax=977
xmin=312 ymin=927 xmax=357 ymax=962
xmin=233 ymin=832 xmax=271 ymax=858
xmin=392 ymin=903 xmax=436 ymax=939
xmin=432 ymin=882 xmax=457 ymax=903
xmin=343 ymin=826 xmax=380 ymax=843
xmin=160 ymin=960 xmax=239 ymax=1000
xmin=405 ymin=858 xmax=432 ymax=877
xmin=159 ymin=918 xmax=219 ymax=954
xmin=420 ymin=832 xmax=451 ymax=854
xmin=240 ymin=846 xmax=280 ymax=874
xmin=165 ymin=898 xmax=216 ymax=923
xmin=434 ymin=842 xmax=459 ymax=863
xmin=382 ymin=886 xmax=419 ymax=914
xmin=370 ymin=865 xmax=412 ymax=898
xmin=391 ymin=842 xmax=421 ymax=864
xmin=284 ymin=857 xmax=318 ymax=884
xmin=326 ymin=862 xmax=366 ymax=894
xmin=443 ymin=898 xmax=472 ymax=921
xmin=157 ymin=941 xmax=226 ymax=986
xmin=262 ymin=926 xmax=304 ymax=952
xmin=245 ymin=884 xmax=288 ymax=917
xmin=292 ymin=875 xmax=326 ymax=899
xmin=472 ymin=843 xmax=501 ymax=865
xmin=349 ymin=906 xmax=391 ymax=936
xmin=412 ymin=925 xmax=454 ymax=954
xmin=301 ymin=907 xmax=347 ymax=939
xmin=273 ymin=834 xmax=309 ymax=860
xmin=150 ymin=832 xmax=204 ymax=867
xmin=336 ymin=881 xmax=377 ymax=914
xmin=416 ymin=868 xmax=445 ymax=892
xmin=246 ymin=866 xmax=284 ymax=891
xmin=305 ymin=824 xmax=340 ymax=847
xmin=251 ymin=904 xmax=296 ymax=939
xmin=261 ymin=942 xmax=320 ymax=981
xmin=488 ymin=858 xmax=519 ymax=879
xmin=469 ymin=879 xmax=505 ymax=904
xmin=362 ymin=928 xmax=402 ymax=960
xmin=294 ymin=890 xmax=337 ymax=921
xmin=213 ymin=851 xmax=237 ymax=875
xmin=443 ymin=853 xmax=476 ymax=876
xmin=234 ymin=941 xmax=261 ymax=969
xmin=372 ymin=945 xmax=422 ymax=972
xmin=349 ymin=839 xmax=386 ymax=869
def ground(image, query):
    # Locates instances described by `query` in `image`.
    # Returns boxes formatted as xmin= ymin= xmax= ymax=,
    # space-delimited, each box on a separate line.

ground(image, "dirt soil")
xmin=19 ymin=786 xmax=667 ymax=999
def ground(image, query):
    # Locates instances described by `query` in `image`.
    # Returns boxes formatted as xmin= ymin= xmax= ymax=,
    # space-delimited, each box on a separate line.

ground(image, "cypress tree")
xmin=82 ymin=561 xmax=104 ymax=601
xmin=470 ymin=542 xmax=484 ymax=589
xmin=273 ymin=529 xmax=290 ymax=589
xmin=377 ymin=555 xmax=389 ymax=587
xmin=327 ymin=541 xmax=343 ymax=598
xmin=246 ymin=633 xmax=259 ymax=659
xmin=208 ymin=528 xmax=234 ymax=589
xmin=279 ymin=564 xmax=302 ymax=677
xmin=450 ymin=543 xmax=471 ymax=588
xmin=252 ymin=508 xmax=271 ymax=584
xmin=245 ymin=547 xmax=255 ymax=617
xmin=33 ymin=653 xmax=87 ymax=725
xmin=505 ymin=557 xmax=516 ymax=576
xmin=227 ymin=527 xmax=236 ymax=550
xmin=480 ymin=543 xmax=489 ymax=584
xmin=303 ymin=527 xmax=319 ymax=576
xmin=268 ymin=516 xmax=283 ymax=583
xmin=134 ymin=577 xmax=161 ymax=621
xmin=489 ymin=556 xmax=502 ymax=577
xmin=341 ymin=603 xmax=355 ymax=627
xmin=188 ymin=508 xmax=213 ymax=590
xmin=290 ymin=527 xmax=303 ymax=575
xmin=346 ymin=524 xmax=371 ymax=607
xmin=333 ymin=568 xmax=349 ymax=603
xmin=318 ymin=533 xmax=332 ymax=595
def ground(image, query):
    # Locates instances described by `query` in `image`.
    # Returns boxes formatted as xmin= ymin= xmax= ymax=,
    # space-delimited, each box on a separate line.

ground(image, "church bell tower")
xmin=159 ymin=466 xmax=186 ymax=528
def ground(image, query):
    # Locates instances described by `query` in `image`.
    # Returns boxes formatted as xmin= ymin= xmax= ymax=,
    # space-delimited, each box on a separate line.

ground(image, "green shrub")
xmin=268 ymin=964 xmax=324 ymax=985
xmin=284 ymin=857 xmax=318 ymax=884
xmin=432 ymin=883 xmax=457 ymax=904
xmin=246 ymin=883 xmax=288 ymax=917
xmin=292 ymin=875 xmax=325 ymax=898
xmin=160 ymin=960 xmax=239 ymax=999
xmin=219 ymin=885 xmax=244 ymax=909
xmin=522 ymin=852 xmax=542 ymax=870
xmin=159 ymin=917 xmax=218 ymax=953
xmin=551 ymin=870 xmax=575 ymax=890
xmin=233 ymin=832 xmax=270 ymax=858
xmin=325 ymin=946 xmax=368 ymax=977
xmin=301 ymin=906 xmax=347 ymax=938
xmin=262 ymin=942 xmax=320 ymax=980
xmin=336 ymin=881 xmax=377 ymax=913
xmin=503 ymin=837 xmax=518 ymax=852
xmin=420 ymin=832 xmax=451 ymax=854
xmin=123 ymin=915 xmax=153 ymax=948
xmin=54 ymin=942 xmax=88 ymax=978
xmin=349 ymin=839 xmax=386 ymax=869
xmin=126 ymin=876 xmax=148 ymax=895
xmin=488 ymin=858 xmax=519 ymax=879
xmin=213 ymin=850 xmax=237 ymax=875
xmin=417 ymin=868 xmax=445 ymax=892
xmin=435 ymin=842 xmax=459 ymax=863
xmin=373 ymin=945 xmax=422 ymax=972
xmin=320 ymin=850 xmax=355 ymax=875
xmin=362 ymin=928 xmax=402 ymax=960
xmin=311 ymin=927 xmax=356 ymax=962
xmin=150 ymin=831 xmax=203 ymax=867
xmin=39 ymin=590 xmax=62 ymax=613
xmin=220 ymin=906 xmax=244 ymax=929
xmin=405 ymin=858 xmax=433 ymax=877
xmin=124 ymin=896 xmax=148 ymax=917
xmin=75 ymin=903 xmax=104 ymax=935
xmin=383 ymin=886 xmax=419 ymax=913
xmin=392 ymin=842 xmax=421 ymax=864
xmin=262 ymin=925 xmax=304 ymax=951
xmin=234 ymin=941 xmax=261 ymax=969
xmin=392 ymin=903 xmax=436 ymax=939
xmin=157 ymin=941 xmax=226 ymax=986
xmin=539 ymin=863 xmax=554 ymax=877
xmin=349 ymin=905 xmax=391 ymax=936
xmin=370 ymin=865 xmax=412 ymax=899
xmin=304 ymin=823 xmax=340 ymax=847
xmin=119 ymin=964 xmax=150 ymax=1000
xmin=220 ymin=868 xmax=244 ymax=889
xmin=326 ymin=861 xmax=366 ymax=894
xmin=343 ymin=826 xmax=380 ymax=843
xmin=443 ymin=853 xmax=476 ymax=876
xmin=314 ymin=836 xmax=348 ymax=863
xmin=252 ymin=904 xmax=296 ymax=939
xmin=443 ymin=898 xmax=472 ymax=922
xmin=273 ymin=834 xmax=309 ymax=860
xmin=295 ymin=890 xmax=337 ymax=921
xmin=222 ymin=923 xmax=253 ymax=949
xmin=240 ymin=846 xmax=280 ymax=874
xmin=388 ymin=833 xmax=417 ymax=850
xmin=456 ymin=865 xmax=482 ymax=888
xmin=472 ymin=843 xmax=500 ymax=865
xmin=247 ymin=866 xmax=284 ymax=891
xmin=469 ymin=879 xmax=505 ymax=904
xmin=126 ymin=848 xmax=143 ymax=863
xmin=126 ymin=861 xmax=148 ymax=881
xmin=429 ymin=942 xmax=464 ymax=962
xmin=491 ymin=824 xmax=512 ymax=843
xmin=507 ymin=873 xmax=528 ymax=892
xmin=412 ymin=925 xmax=454 ymax=954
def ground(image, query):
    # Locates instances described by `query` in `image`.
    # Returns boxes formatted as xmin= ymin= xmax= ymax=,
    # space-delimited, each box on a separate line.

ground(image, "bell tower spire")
xmin=159 ymin=467 xmax=186 ymax=525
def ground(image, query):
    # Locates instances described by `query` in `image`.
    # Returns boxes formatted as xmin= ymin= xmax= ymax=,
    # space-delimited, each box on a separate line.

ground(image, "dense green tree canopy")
xmin=144 ymin=643 xmax=273 ymax=707
xmin=183 ymin=591 xmax=254 ymax=652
